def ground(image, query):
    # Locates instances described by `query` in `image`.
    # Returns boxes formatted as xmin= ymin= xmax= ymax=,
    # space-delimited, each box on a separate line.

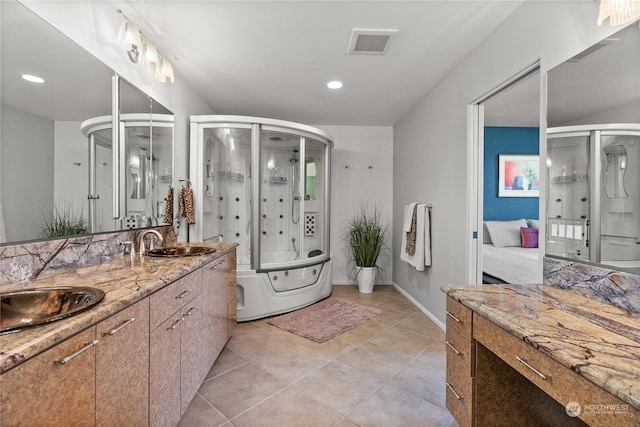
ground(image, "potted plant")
xmin=345 ymin=206 xmax=388 ymax=293
xmin=40 ymin=203 xmax=88 ymax=239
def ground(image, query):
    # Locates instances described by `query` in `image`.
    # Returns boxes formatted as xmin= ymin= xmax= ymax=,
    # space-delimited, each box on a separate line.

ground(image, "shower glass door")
xmin=600 ymin=132 xmax=640 ymax=265
xmin=258 ymin=127 xmax=329 ymax=271
xmin=200 ymin=125 xmax=252 ymax=264
xmin=88 ymin=127 xmax=114 ymax=233
xmin=259 ymin=128 xmax=302 ymax=268
xmin=300 ymin=137 xmax=328 ymax=261
xmin=546 ymin=132 xmax=591 ymax=261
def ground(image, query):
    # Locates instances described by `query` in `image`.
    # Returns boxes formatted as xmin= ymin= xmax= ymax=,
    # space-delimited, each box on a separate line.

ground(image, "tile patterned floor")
xmin=178 ymin=285 xmax=458 ymax=427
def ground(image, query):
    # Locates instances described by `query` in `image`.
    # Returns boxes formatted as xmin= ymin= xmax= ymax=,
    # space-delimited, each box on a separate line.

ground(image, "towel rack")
xmin=179 ymin=178 xmax=192 ymax=188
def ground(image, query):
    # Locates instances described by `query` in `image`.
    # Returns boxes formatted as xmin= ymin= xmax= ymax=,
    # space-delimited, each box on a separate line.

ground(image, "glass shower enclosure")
xmin=190 ymin=116 xmax=333 ymax=321
xmin=546 ymin=124 xmax=640 ymax=270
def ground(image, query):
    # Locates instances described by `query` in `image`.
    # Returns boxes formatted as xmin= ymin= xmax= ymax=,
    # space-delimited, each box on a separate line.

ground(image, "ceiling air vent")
xmin=347 ymin=28 xmax=398 ymax=55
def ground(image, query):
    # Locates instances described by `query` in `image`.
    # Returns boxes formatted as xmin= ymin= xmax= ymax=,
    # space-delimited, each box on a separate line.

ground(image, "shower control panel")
xmin=305 ymin=213 xmax=317 ymax=237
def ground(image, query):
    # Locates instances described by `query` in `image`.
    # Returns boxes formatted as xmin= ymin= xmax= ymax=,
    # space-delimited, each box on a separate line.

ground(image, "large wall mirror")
xmin=0 ymin=0 xmax=174 ymax=245
xmin=546 ymin=23 xmax=640 ymax=274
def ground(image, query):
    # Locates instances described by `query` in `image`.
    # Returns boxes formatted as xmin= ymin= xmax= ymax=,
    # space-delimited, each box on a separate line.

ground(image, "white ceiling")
xmin=3 ymin=1 xmax=638 ymax=129
xmin=114 ymin=1 xmax=524 ymax=126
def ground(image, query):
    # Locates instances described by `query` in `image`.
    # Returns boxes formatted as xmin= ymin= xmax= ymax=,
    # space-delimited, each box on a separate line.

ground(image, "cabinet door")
xmin=224 ymin=250 xmax=237 ymax=338
xmin=96 ymin=298 xmax=150 ymax=427
xmin=1 ymin=327 xmax=97 ymax=427
xmin=149 ymin=313 xmax=182 ymax=427
xmin=203 ymin=257 xmax=227 ymax=366
xmin=180 ymin=294 xmax=206 ymax=415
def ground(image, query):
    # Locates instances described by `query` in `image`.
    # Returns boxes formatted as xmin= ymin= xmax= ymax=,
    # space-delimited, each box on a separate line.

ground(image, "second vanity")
xmin=442 ymin=283 xmax=640 ymax=426
xmin=0 ymin=240 xmax=237 ymax=427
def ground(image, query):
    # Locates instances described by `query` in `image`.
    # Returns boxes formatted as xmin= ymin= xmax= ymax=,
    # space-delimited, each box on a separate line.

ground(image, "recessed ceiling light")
xmin=22 ymin=74 xmax=45 ymax=83
xmin=327 ymin=80 xmax=343 ymax=89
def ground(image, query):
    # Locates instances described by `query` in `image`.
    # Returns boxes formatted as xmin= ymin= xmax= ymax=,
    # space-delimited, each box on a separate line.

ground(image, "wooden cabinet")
xmin=445 ymin=296 xmax=640 ymax=427
xmin=96 ymin=298 xmax=150 ymax=427
xmin=1 ymin=327 xmax=97 ymax=427
xmin=149 ymin=268 xmax=208 ymax=426
xmin=474 ymin=313 xmax=638 ymax=427
xmin=180 ymin=294 xmax=207 ymax=414
xmin=150 ymin=308 xmax=183 ymax=427
xmin=445 ymin=296 xmax=474 ymax=427
xmin=202 ymin=250 xmax=237 ymax=368
xmin=1 ymin=248 xmax=237 ymax=427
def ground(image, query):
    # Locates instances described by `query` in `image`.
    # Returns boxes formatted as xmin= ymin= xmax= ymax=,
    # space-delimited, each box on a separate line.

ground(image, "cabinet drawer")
xmin=446 ymin=296 xmax=472 ymax=338
xmin=446 ymin=377 xmax=474 ymax=427
xmin=473 ymin=313 xmax=640 ymax=427
xmin=446 ymin=327 xmax=475 ymax=377
xmin=150 ymin=269 xmax=203 ymax=331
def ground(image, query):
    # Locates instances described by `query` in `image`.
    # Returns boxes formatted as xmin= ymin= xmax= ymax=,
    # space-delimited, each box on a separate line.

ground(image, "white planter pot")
xmin=357 ymin=267 xmax=375 ymax=293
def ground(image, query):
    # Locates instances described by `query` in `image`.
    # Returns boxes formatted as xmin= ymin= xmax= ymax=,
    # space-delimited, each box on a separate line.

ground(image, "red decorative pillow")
xmin=520 ymin=227 xmax=538 ymax=248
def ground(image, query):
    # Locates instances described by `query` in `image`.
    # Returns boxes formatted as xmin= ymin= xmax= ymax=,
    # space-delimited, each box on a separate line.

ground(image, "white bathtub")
xmin=235 ymin=258 xmax=332 ymax=321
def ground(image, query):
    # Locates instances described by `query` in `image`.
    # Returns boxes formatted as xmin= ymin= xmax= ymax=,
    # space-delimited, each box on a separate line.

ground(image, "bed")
xmin=482 ymin=218 xmax=541 ymax=284
xmin=482 ymin=244 xmax=540 ymax=284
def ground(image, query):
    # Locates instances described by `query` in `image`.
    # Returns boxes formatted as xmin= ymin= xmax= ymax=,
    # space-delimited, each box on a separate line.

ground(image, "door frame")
xmin=466 ymin=61 xmax=543 ymax=284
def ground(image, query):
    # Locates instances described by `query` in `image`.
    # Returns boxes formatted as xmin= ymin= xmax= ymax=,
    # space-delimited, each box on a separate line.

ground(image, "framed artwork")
xmin=498 ymin=155 xmax=540 ymax=197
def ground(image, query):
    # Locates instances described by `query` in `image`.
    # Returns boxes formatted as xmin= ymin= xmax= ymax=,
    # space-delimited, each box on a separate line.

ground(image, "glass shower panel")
xmin=546 ymin=134 xmax=590 ymax=260
xmin=123 ymin=124 xmax=152 ymax=229
xmin=259 ymin=129 xmax=301 ymax=268
xmin=151 ymin=122 xmax=173 ymax=225
xmin=89 ymin=128 xmax=114 ymax=233
xmin=600 ymin=133 xmax=640 ymax=263
xmin=300 ymin=137 xmax=327 ymax=261
xmin=202 ymin=126 xmax=252 ymax=263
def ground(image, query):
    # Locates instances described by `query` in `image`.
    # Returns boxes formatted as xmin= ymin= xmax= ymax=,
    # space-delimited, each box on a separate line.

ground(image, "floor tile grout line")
xmin=192 ymin=391 xmax=232 ymax=426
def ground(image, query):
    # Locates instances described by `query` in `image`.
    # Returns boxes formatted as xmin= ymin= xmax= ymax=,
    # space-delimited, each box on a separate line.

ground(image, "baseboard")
xmin=391 ymin=282 xmax=445 ymax=331
xmin=331 ymin=280 xmax=394 ymax=286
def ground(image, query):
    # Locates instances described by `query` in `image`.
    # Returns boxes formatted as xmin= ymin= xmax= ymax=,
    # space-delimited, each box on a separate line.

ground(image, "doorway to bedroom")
xmin=469 ymin=64 xmax=543 ymax=285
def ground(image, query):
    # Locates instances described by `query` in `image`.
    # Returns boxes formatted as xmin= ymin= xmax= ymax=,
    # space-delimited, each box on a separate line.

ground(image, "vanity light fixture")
xmin=327 ymin=80 xmax=343 ymax=89
xmin=117 ymin=10 xmax=175 ymax=83
xmin=154 ymin=56 xmax=175 ymax=83
xmin=21 ymin=74 xmax=45 ymax=83
xmin=597 ymin=0 xmax=640 ymax=26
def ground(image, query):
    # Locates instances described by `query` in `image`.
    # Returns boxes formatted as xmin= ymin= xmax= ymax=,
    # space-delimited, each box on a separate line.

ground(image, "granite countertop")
xmin=0 ymin=242 xmax=237 ymax=374
xmin=442 ymin=284 xmax=640 ymax=411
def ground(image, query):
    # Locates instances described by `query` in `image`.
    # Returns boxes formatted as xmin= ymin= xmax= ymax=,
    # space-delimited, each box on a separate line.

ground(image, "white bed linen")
xmin=483 ymin=244 xmax=540 ymax=284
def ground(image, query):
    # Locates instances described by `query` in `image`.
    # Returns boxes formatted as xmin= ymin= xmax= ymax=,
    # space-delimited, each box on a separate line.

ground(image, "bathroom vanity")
xmin=442 ymin=283 xmax=640 ymax=426
xmin=0 ymin=241 xmax=237 ymax=427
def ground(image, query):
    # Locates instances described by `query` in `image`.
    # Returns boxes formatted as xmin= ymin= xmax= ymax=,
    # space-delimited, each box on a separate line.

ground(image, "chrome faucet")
xmin=139 ymin=229 xmax=163 ymax=255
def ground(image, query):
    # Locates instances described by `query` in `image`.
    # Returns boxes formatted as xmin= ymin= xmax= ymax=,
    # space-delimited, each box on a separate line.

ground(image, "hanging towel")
xmin=163 ymin=187 xmax=174 ymax=225
xmin=405 ymin=204 xmax=418 ymax=255
xmin=403 ymin=202 xmax=417 ymax=232
xmin=400 ymin=203 xmax=432 ymax=270
xmin=179 ymin=187 xmax=196 ymax=225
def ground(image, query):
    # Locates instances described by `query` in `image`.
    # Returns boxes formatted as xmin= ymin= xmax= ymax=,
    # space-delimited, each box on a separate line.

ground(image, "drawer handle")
xmin=445 ymin=341 xmax=462 ymax=356
xmin=167 ymin=317 xmax=184 ymax=330
xmin=446 ymin=311 xmax=462 ymax=323
xmin=229 ymin=314 xmax=238 ymax=320
xmin=228 ymin=282 xmax=236 ymax=287
xmin=516 ymin=356 xmax=548 ymax=380
xmin=54 ymin=340 xmax=99 ymax=365
xmin=209 ymin=261 xmax=223 ymax=270
xmin=105 ymin=318 xmax=136 ymax=336
xmin=176 ymin=289 xmax=191 ymax=299
xmin=183 ymin=306 xmax=199 ymax=317
xmin=445 ymin=382 xmax=463 ymax=400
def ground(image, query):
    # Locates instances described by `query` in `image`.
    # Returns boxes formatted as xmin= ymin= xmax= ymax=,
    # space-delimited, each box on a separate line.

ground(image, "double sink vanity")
xmin=0 ymin=228 xmax=237 ymax=427
xmin=442 ymin=260 xmax=640 ymax=426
